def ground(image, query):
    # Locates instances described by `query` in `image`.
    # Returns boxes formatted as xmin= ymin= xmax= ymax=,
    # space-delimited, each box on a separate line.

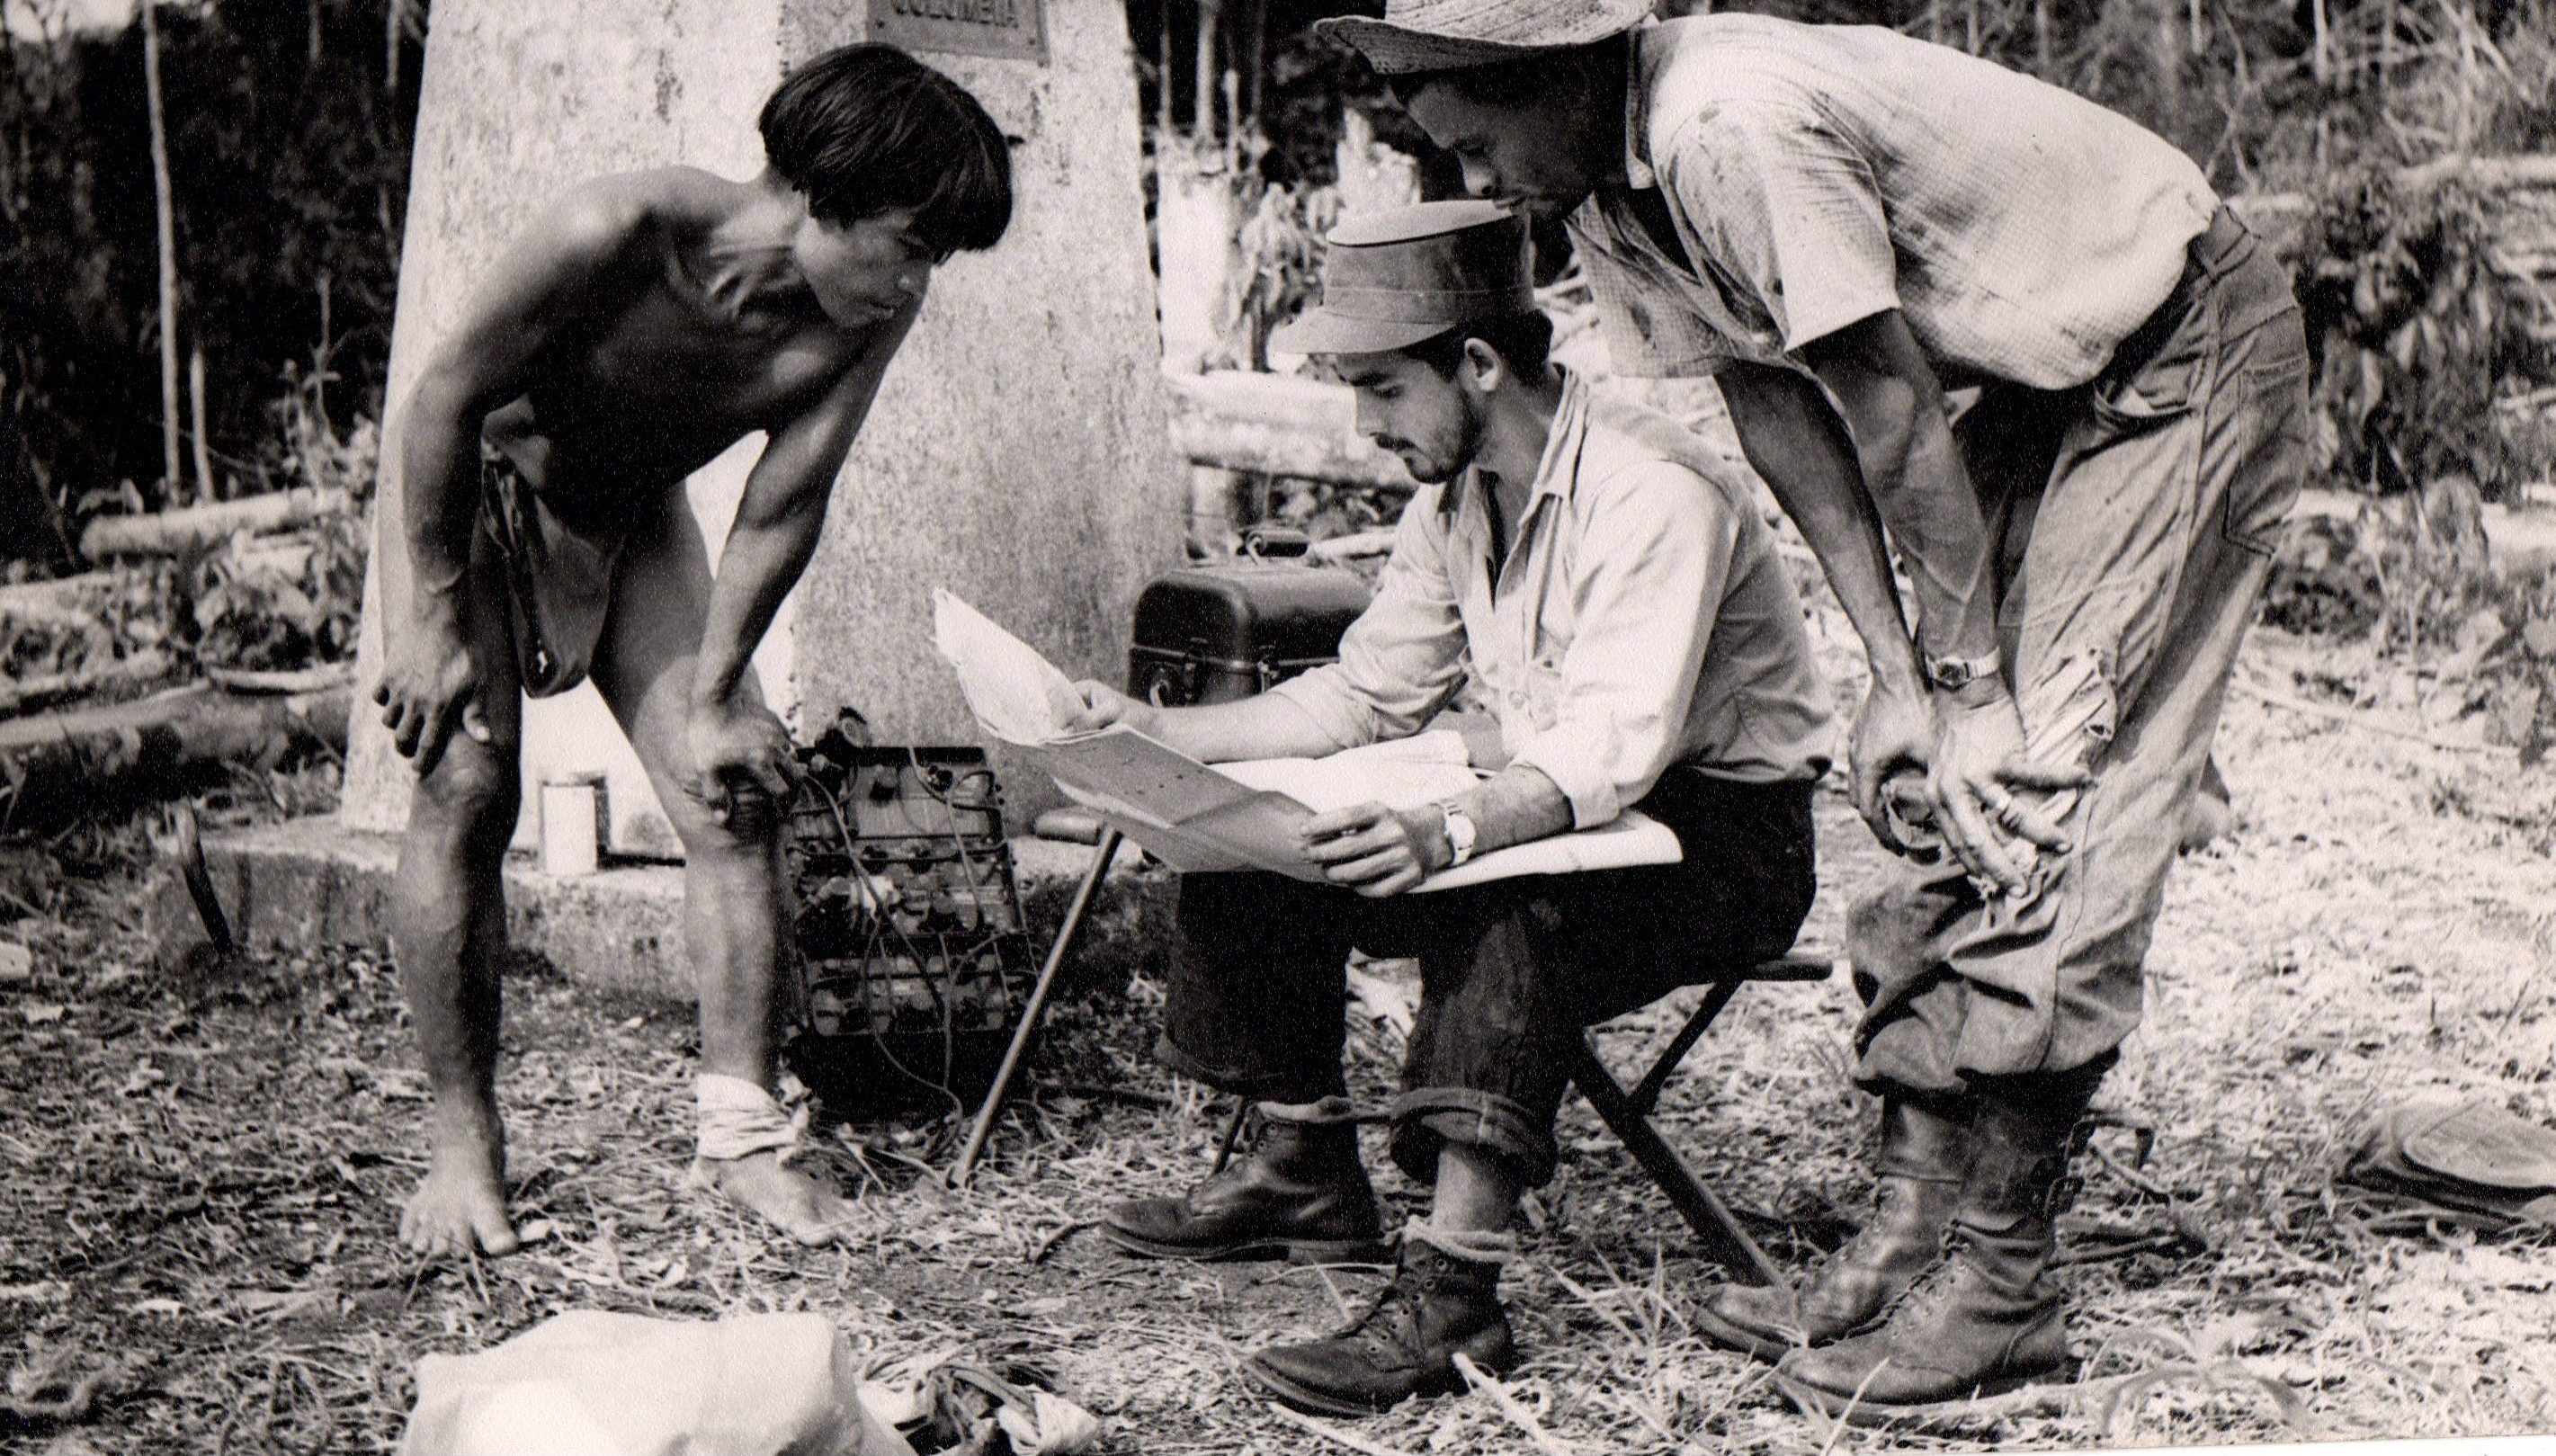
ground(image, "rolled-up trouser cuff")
xmin=1151 ymin=1030 xmax=1344 ymax=1105
xmin=1388 ymin=1086 xmax=1560 ymax=1189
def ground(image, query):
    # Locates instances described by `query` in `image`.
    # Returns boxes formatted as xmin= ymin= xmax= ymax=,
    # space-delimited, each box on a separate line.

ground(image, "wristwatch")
xmin=1435 ymin=799 xmax=1479 ymax=869
xmin=1925 ymin=648 xmax=2004 ymax=696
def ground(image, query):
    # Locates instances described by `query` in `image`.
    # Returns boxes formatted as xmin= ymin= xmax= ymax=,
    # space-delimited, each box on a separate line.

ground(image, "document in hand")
xmin=931 ymin=590 xmax=1679 ymax=892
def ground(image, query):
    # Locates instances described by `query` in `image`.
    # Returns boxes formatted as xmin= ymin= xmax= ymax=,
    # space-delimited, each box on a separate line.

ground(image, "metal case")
xmin=1127 ymin=555 xmax=1373 ymax=705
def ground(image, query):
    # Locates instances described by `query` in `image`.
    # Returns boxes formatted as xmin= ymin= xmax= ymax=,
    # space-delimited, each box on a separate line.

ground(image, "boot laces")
xmin=1807 ymin=1174 xmax=1937 ymax=1278
xmin=1329 ymin=1263 xmax=1429 ymax=1353
xmin=1861 ymin=1227 xmax=1966 ymax=1327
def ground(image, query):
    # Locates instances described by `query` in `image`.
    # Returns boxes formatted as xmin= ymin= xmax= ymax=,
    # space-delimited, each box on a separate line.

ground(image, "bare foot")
xmin=695 ymin=1151 xmax=843 ymax=1246
xmin=400 ymin=1105 xmax=519 ymax=1258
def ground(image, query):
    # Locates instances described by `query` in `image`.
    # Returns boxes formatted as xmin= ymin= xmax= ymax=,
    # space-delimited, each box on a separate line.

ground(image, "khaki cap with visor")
xmin=1268 ymin=199 xmax=1535 ymax=360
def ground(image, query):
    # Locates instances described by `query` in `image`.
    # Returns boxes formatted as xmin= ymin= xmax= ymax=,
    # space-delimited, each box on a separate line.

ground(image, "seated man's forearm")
xmin=1148 ymin=692 xmax=1348 ymax=764
xmin=1457 ymin=764 xmax=1572 ymax=858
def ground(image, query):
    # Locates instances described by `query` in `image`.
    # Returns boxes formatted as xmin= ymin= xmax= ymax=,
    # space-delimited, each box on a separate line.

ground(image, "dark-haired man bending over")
xmin=371 ymin=45 xmax=1013 ymax=1256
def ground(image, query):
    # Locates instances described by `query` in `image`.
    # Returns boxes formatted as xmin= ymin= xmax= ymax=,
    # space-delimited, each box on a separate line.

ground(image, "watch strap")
xmin=1926 ymin=648 xmax=2004 ymax=694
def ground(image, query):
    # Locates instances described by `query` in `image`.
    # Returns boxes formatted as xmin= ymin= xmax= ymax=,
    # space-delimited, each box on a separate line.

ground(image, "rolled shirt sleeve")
xmin=1264 ymin=488 xmax=1471 ymax=751
xmin=1510 ymin=465 xmax=1740 ymax=828
xmin=1667 ymin=99 xmax=1902 ymax=356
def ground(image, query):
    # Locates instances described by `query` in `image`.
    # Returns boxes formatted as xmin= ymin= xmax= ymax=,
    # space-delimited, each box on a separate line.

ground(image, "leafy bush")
xmin=2296 ymin=171 xmax=2556 ymax=499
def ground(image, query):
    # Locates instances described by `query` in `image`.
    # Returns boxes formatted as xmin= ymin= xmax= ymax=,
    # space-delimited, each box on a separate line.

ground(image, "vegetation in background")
xmin=2298 ymin=168 xmax=2556 ymax=499
xmin=0 ymin=0 xmax=423 ymax=567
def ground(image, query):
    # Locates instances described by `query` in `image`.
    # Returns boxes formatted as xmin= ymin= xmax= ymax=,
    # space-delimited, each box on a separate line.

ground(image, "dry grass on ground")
xmin=2 ymin=623 xmax=2552 ymax=1454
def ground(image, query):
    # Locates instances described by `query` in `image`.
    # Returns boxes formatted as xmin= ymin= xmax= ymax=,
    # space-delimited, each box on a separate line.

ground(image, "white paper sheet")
xmin=932 ymin=592 xmax=1681 ymax=891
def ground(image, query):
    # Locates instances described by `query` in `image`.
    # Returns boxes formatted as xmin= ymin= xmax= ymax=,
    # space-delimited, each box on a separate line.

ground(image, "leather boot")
xmin=1697 ymin=1096 xmax=1971 ymax=1362
xmin=1774 ymin=1076 xmax=2097 ymax=1422
xmin=1104 ymin=1099 xmax=1385 ymax=1264
xmin=1246 ymin=1231 xmax=1515 ymax=1417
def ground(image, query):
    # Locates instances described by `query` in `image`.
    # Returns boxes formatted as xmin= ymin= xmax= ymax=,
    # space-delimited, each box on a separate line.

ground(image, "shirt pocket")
xmin=1503 ymin=638 xmax=1565 ymax=730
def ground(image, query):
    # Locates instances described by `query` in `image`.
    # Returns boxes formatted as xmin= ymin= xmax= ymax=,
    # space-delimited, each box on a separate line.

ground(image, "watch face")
xmin=1929 ymin=656 xmax=1989 ymax=691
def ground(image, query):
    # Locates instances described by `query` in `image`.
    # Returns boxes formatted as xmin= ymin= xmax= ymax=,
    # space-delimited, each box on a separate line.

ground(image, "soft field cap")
xmin=1269 ymin=199 xmax=1535 ymax=359
xmin=1314 ymin=0 xmax=1652 ymax=76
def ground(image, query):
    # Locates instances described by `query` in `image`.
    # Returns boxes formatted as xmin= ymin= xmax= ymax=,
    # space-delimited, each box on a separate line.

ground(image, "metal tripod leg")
xmin=950 ymin=826 xmax=1123 ymax=1188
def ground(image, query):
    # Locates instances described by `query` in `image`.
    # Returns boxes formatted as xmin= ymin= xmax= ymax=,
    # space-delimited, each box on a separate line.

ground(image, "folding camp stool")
xmin=1567 ymin=951 xmax=1835 ymax=1287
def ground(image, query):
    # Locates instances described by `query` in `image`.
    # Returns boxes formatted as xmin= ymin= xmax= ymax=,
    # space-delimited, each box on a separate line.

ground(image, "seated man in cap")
xmin=1317 ymin=0 xmax=2309 ymax=1419
xmin=1067 ymin=200 xmax=1834 ymax=1418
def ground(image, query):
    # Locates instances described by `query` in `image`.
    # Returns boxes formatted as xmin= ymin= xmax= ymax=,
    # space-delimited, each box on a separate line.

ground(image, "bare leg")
xmin=391 ymin=548 xmax=526 ymax=1257
xmin=1432 ymin=1143 xmax=1523 ymax=1233
xmin=589 ymin=496 xmax=840 ymax=1246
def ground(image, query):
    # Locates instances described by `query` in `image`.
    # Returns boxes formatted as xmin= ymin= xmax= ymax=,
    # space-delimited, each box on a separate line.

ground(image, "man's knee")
xmin=664 ymin=782 xmax=784 ymax=861
xmin=408 ymin=742 xmax=521 ymax=854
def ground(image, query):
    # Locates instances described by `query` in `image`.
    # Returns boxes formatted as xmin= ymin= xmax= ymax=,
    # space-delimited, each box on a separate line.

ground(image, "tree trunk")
xmin=385 ymin=0 xmax=404 ymax=100
xmin=0 ymin=650 xmax=174 ymax=719
xmin=142 ymin=0 xmax=183 ymax=506
xmin=188 ymin=344 xmax=215 ymax=502
xmin=1156 ymin=0 xmax=1173 ymax=137
xmin=1193 ymin=0 xmax=1223 ymax=145
xmin=78 ymin=486 xmax=350 ymax=559
xmin=0 ymin=683 xmax=350 ymax=831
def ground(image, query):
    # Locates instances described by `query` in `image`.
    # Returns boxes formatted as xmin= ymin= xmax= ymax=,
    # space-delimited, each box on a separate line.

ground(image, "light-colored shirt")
xmin=1568 ymin=16 xmax=2218 ymax=390
xmin=1267 ymin=371 xmax=1835 ymax=829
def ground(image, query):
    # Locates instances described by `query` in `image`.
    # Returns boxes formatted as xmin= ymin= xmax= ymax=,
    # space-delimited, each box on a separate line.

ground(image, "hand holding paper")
xmin=929 ymin=590 xmax=1679 ymax=892
xmin=933 ymin=588 xmax=1087 ymax=746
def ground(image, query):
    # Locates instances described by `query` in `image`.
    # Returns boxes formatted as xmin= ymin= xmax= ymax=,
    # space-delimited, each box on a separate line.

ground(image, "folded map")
xmin=932 ymin=589 xmax=1679 ymax=891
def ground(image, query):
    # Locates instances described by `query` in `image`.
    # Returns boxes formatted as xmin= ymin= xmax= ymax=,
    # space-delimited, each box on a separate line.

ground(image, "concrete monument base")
xmin=147 ymin=824 xmax=1171 ymax=1007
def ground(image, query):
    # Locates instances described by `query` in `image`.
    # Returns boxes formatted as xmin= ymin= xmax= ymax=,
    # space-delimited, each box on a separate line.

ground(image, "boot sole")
xmin=1243 ymin=1352 xmax=1495 ymax=1419
xmin=1771 ymin=1365 xmax=2065 ymax=1428
xmin=1100 ymin=1225 xmax=1388 ymax=1266
xmin=1691 ymin=1302 xmax=1813 ymax=1364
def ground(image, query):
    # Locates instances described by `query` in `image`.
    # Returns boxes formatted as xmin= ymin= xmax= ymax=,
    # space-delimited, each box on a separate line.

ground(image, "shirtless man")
xmin=370 ymin=44 xmax=1012 ymax=1256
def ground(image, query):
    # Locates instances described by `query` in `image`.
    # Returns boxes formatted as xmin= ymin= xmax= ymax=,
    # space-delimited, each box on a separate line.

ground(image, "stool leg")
xmin=951 ymin=827 xmax=1123 ymax=1188
xmin=1629 ymin=982 xmax=1738 ymax=1115
xmin=1570 ymin=1036 xmax=1783 ymax=1287
xmin=1207 ymin=1097 xmax=1251 ymax=1176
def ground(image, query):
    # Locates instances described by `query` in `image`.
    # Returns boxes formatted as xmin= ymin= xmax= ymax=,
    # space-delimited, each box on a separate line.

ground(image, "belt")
xmin=2101 ymin=205 xmax=2248 ymax=386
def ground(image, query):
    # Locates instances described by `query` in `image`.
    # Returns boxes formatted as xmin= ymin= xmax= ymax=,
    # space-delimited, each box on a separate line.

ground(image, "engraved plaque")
xmin=869 ymin=0 xmax=1048 ymax=63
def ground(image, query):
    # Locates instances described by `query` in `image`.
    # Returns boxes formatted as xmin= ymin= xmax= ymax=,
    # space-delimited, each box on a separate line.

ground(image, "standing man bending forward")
xmin=1073 ymin=201 xmax=1834 ymax=1418
xmin=371 ymin=46 xmax=1012 ymax=1256
xmin=1322 ymin=0 xmax=2310 ymax=1416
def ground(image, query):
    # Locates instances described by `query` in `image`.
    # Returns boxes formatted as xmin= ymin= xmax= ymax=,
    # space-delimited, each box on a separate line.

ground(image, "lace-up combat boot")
xmin=1104 ymin=1098 xmax=1385 ymax=1264
xmin=1245 ymin=1229 xmax=1515 ymax=1416
xmin=1774 ymin=1079 xmax=2096 ymax=1422
xmin=1698 ymin=1096 xmax=1971 ymax=1361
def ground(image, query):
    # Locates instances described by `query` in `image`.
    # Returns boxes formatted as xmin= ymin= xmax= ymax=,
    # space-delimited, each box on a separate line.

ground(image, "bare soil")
xmin=2 ymin=623 xmax=2552 ymax=1454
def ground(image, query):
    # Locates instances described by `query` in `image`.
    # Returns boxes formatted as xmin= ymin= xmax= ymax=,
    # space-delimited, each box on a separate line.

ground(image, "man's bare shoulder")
xmin=506 ymin=166 xmax=745 ymax=268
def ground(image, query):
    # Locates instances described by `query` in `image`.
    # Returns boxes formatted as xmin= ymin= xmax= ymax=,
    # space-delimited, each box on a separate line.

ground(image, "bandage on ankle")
xmin=696 ymin=1073 xmax=800 ymax=1163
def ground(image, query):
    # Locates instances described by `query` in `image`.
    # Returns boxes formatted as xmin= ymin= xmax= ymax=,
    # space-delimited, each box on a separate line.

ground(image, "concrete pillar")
xmin=343 ymin=0 xmax=1182 ymax=852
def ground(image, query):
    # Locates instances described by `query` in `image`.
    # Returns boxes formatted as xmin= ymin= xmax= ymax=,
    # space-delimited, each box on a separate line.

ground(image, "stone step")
xmin=146 ymin=817 xmax=1173 ymax=1007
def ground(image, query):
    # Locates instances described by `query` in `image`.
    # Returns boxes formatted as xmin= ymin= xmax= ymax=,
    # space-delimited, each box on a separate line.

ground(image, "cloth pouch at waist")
xmin=480 ymin=451 xmax=627 ymax=699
